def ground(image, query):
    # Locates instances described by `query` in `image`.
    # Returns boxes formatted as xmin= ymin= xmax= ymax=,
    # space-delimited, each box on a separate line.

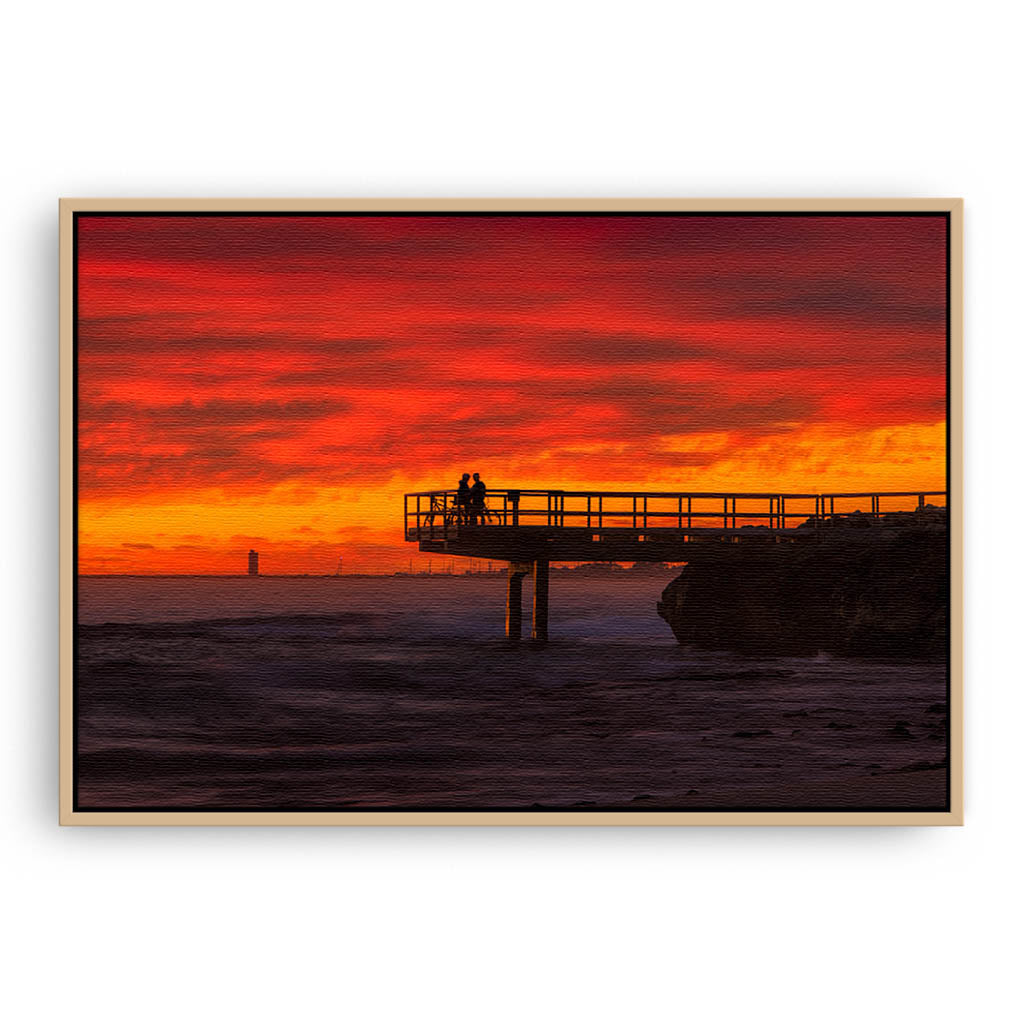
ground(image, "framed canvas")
xmin=59 ymin=198 xmax=963 ymax=825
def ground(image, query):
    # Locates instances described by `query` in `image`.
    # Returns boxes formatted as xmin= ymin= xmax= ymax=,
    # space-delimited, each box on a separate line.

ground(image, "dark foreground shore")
xmin=75 ymin=575 xmax=948 ymax=811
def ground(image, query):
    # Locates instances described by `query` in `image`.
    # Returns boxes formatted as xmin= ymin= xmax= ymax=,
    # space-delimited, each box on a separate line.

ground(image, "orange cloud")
xmin=76 ymin=214 xmax=948 ymax=574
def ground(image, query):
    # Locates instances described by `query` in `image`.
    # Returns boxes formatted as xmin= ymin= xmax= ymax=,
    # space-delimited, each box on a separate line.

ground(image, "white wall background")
xmin=3 ymin=2 xmax=1020 ymax=1021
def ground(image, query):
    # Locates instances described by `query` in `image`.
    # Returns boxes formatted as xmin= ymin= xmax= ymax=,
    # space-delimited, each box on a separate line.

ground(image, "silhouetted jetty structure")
xmin=404 ymin=488 xmax=947 ymax=641
xmin=248 ymin=549 xmax=259 ymax=576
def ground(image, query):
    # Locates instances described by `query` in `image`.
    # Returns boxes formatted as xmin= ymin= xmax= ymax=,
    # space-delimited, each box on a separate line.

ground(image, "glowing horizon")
xmin=76 ymin=214 xmax=948 ymax=575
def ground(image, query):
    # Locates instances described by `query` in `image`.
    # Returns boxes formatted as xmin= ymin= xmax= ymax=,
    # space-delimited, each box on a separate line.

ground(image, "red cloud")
xmin=76 ymin=214 xmax=947 ymax=571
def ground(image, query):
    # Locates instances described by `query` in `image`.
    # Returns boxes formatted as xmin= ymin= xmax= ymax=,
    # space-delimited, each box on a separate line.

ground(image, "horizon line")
xmin=77 ymin=564 xmax=681 ymax=579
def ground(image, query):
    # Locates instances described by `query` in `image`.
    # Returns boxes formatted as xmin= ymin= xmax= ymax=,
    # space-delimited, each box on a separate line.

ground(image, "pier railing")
xmin=404 ymin=489 xmax=947 ymax=542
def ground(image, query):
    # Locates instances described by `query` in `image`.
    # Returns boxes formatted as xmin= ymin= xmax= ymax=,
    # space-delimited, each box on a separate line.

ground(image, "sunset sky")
xmin=76 ymin=214 xmax=948 ymax=574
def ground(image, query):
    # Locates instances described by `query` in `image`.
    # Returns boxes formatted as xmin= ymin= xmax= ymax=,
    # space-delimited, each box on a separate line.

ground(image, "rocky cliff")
xmin=657 ymin=507 xmax=949 ymax=658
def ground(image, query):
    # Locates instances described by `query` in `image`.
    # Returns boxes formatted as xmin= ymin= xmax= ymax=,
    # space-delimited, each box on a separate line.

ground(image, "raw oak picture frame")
xmin=59 ymin=197 xmax=963 ymax=826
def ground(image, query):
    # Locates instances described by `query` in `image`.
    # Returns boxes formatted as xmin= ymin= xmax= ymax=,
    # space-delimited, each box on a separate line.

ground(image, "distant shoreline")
xmin=77 ymin=572 xmax=486 ymax=579
xmin=79 ymin=565 xmax=684 ymax=580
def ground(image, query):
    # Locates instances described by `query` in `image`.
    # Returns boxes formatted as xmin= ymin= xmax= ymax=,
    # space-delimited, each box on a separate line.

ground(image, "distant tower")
xmin=248 ymin=550 xmax=259 ymax=576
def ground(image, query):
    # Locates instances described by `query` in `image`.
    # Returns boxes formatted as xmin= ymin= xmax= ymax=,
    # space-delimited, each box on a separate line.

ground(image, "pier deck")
xmin=403 ymin=488 xmax=947 ymax=640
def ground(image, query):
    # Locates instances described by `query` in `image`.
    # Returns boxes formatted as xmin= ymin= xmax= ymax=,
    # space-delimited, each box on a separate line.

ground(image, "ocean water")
xmin=75 ymin=574 xmax=948 ymax=810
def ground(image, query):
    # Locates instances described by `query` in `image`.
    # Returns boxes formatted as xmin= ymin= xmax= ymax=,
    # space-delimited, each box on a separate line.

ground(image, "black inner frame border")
xmin=71 ymin=209 xmax=954 ymax=814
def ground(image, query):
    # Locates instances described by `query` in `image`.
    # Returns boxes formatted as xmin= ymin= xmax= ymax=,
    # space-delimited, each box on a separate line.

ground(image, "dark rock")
xmin=657 ymin=507 xmax=948 ymax=658
xmin=733 ymin=729 xmax=773 ymax=737
xmin=827 ymin=721 xmax=856 ymax=730
xmin=888 ymin=724 xmax=913 ymax=737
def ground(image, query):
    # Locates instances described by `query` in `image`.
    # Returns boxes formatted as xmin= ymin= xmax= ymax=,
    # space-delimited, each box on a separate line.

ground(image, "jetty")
xmin=404 ymin=488 xmax=947 ymax=641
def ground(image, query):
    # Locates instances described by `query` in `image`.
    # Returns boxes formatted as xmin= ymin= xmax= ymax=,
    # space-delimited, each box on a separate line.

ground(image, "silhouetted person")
xmin=457 ymin=473 xmax=471 ymax=524
xmin=470 ymin=472 xmax=487 ymax=525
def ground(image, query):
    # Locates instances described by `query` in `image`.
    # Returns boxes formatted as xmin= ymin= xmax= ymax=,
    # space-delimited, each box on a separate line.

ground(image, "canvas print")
xmin=63 ymin=203 xmax=958 ymax=821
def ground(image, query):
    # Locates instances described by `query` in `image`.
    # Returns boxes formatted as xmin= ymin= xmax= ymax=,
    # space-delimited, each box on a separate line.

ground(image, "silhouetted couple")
xmin=457 ymin=472 xmax=487 ymax=525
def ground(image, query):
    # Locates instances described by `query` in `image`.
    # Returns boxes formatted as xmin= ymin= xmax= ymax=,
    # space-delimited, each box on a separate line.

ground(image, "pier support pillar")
xmin=532 ymin=559 xmax=549 ymax=642
xmin=506 ymin=562 xmax=531 ymax=640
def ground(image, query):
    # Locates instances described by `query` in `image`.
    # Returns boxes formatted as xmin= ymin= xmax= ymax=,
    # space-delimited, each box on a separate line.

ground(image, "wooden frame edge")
xmin=59 ymin=199 xmax=75 ymax=825
xmin=58 ymin=198 xmax=964 ymax=827
xmin=58 ymin=197 xmax=962 ymax=213
xmin=59 ymin=810 xmax=963 ymax=827
xmin=948 ymin=198 xmax=964 ymax=825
